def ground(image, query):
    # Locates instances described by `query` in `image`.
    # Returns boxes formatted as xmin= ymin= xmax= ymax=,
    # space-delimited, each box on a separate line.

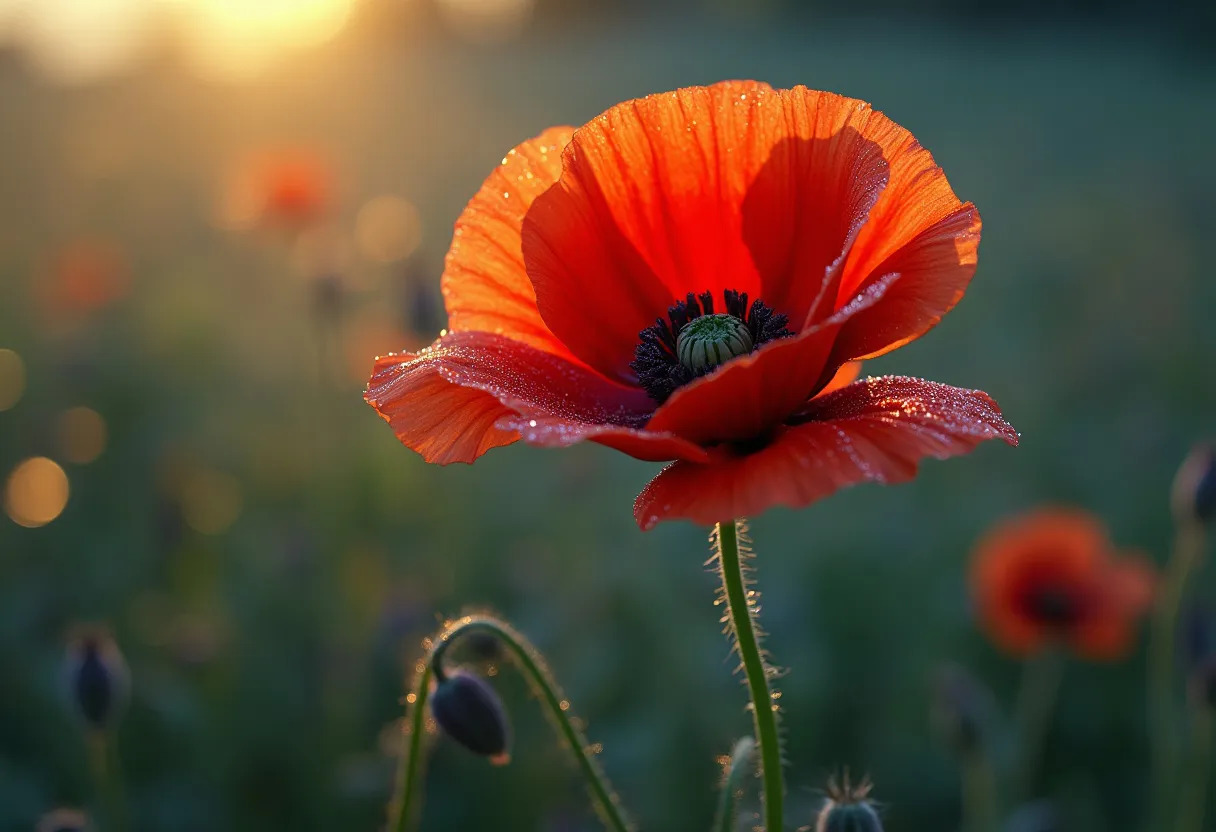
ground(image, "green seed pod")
xmin=816 ymin=774 xmax=883 ymax=832
xmin=675 ymin=313 xmax=754 ymax=371
xmin=430 ymin=670 xmax=511 ymax=764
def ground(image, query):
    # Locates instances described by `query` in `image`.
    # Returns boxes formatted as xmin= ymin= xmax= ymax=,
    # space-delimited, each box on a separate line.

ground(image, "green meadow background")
xmin=1 ymin=3 xmax=1214 ymax=830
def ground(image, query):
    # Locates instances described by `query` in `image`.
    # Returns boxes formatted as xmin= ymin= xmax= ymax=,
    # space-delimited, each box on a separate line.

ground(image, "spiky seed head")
xmin=816 ymin=773 xmax=883 ymax=832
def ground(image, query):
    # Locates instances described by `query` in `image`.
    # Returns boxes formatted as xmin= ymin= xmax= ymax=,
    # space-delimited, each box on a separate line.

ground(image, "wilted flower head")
xmin=64 ymin=625 xmax=129 ymax=730
xmin=1172 ymin=442 xmax=1216 ymax=528
xmin=429 ymin=669 xmax=511 ymax=764
xmin=970 ymin=508 xmax=1156 ymax=660
xmin=366 ymin=81 xmax=1016 ymax=530
xmin=814 ymin=773 xmax=882 ymax=832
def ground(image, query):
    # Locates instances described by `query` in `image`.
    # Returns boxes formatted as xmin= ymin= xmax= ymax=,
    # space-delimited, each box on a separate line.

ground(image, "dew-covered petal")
xmin=498 ymin=416 xmax=709 ymax=463
xmin=828 ymin=110 xmax=980 ymax=358
xmin=522 ymin=82 xmax=890 ymax=382
xmin=813 ymin=360 xmax=862 ymax=399
xmin=365 ymin=331 xmax=656 ymax=465
xmin=633 ymin=375 xmax=1016 ymax=530
xmin=443 ymin=127 xmax=578 ymax=358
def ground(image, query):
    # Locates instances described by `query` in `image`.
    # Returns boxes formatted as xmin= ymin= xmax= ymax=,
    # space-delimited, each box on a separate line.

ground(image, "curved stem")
xmin=390 ymin=615 xmax=633 ymax=832
xmin=1179 ymin=708 xmax=1213 ymax=832
xmin=714 ymin=520 xmax=784 ymax=831
xmin=1012 ymin=647 xmax=1065 ymax=803
xmin=1147 ymin=524 xmax=1206 ymax=831
xmin=960 ymin=748 xmax=998 ymax=832
xmin=713 ymin=736 xmax=756 ymax=832
xmin=388 ymin=657 xmax=434 ymax=832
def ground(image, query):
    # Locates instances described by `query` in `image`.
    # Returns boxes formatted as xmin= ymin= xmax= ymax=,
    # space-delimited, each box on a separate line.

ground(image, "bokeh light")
xmin=0 ymin=349 xmax=25 ymax=412
xmin=171 ymin=0 xmax=357 ymax=81
xmin=179 ymin=467 xmax=243 ymax=535
xmin=56 ymin=407 xmax=108 ymax=465
xmin=4 ymin=457 xmax=70 ymax=528
xmin=0 ymin=0 xmax=152 ymax=84
xmin=355 ymin=195 xmax=422 ymax=265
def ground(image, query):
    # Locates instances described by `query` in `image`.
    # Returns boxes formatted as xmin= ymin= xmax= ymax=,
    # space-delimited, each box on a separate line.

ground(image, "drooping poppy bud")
xmin=931 ymin=664 xmax=991 ymax=757
xmin=430 ymin=669 xmax=511 ymax=764
xmin=1172 ymin=443 xmax=1216 ymax=527
xmin=1190 ymin=656 xmax=1216 ymax=711
xmin=815 ymin=774 xmax=883 ymax=832
xmin=64 ymin=626 xmax=129 ymax=730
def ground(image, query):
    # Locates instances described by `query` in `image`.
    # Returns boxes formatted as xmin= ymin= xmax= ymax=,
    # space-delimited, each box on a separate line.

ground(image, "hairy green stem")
xmin=389 ymin=615 xmax=632 ymax=832
xmin=713 ymin=736 xmax=756 ymax=832
xmin=715 ymin=520 xmax=784 ymax=831
xmin=389 ymin=657 xmax=434 ymax=832
xmin=1147 ymin=524 xmax=1206 ymax=831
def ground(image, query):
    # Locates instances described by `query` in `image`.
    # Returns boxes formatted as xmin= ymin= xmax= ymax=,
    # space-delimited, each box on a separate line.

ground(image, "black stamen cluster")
xmin=631 ymin=289 xmax=793 ymax=404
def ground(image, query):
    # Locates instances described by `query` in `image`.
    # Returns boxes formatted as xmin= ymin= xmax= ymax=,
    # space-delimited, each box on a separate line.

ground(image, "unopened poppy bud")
xmin=1004 ymin=800 xmax=1060 ymax=832
xmin=816 ymin=774 xmax=883 ymax=832
xmin=430 ymin=669 xmax=511 ymax=764
xmin=676 ymin=313 xmax=754 ymax=371
xmin=1172 ymin=443 xmax=1216 ymax=527
xmin=65 ymin=626 xmax=129 ymax=731
xmin=931 ymin=664 xmax=989 ymax=756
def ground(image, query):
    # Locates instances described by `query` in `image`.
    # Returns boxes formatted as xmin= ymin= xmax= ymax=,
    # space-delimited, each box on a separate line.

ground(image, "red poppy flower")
xmin=970 ymin=508 xmax=1156 ymax=660
xmin=366 ymin=81 xmax=1018 ymax=529
xmin=256 ymin=150 xmax=333 ymax=228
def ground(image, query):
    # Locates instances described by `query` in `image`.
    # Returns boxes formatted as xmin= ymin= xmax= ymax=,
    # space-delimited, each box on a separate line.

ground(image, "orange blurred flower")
xmin=258 ymin=150 xmax=332 ymax=228
xmin=38 ymin=237 xmax=131 ymax=321
xmin=970 ymin=508 xmax=1156 ymax=660
xmin=366 ymin=82 xmax=1017 ymax=529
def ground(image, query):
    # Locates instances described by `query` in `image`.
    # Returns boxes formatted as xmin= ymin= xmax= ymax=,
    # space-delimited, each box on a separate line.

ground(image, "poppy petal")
xmin=443 ymin=127 xmax=577 ymax=357
xmin=522 ymin=82 xmax=891 ymax=382
xmin=829 ymin=110 xmax=980 ymax=358
xmin=365 ymin=331 xmax=654 ymax=464
xmin=497 ymin=416 xmax=710 ymax=463
xmin=814 ymin=361 xmax=862 ymax=398
xmin=633 ymin=376 xmax=1016 ymax=529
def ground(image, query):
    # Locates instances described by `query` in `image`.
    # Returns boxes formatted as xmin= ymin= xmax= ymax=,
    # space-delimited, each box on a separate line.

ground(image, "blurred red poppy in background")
xmin=38 ymin=237 xmax=131 ymax=322
xmin=253 ymin=150 xmax=333 ymax=229
xmin=366 ymin=81 xmax=1017 ymax=529
xmin=970 ymin=507 xmax=1156 ymax=660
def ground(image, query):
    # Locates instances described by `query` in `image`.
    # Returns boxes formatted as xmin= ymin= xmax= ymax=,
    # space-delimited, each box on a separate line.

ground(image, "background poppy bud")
xmin=1004 ymin=800 xmax=1061 ymax=832
xmin=815 ymin=775 xmax=883 ymax=832
xmin=1171 ymin=442 xmax=1216 ymax=527
xmin=931 ymin=664 xmax=990 ymax=756
xmin=430 ymin=669 xmax=511 ymax=764
xmin=65 ymin=626 xmax=129 ymax=731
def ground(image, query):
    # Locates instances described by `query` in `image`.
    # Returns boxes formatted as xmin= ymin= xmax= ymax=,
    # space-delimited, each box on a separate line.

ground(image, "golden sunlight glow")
xmin=5 ymin=457 xmax=70 ymax=528
xmin=0 ymin=349 xmax=25 ymax=411
xmin=57 ymin=407 xmax=108 ymax=465
xmin=0 ymin=0 xmax=357 ymax=83
xmin=170 ymin=0 xmax=356 ymax=80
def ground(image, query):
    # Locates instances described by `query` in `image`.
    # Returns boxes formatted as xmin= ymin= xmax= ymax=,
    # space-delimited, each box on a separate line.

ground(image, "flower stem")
xmin=1179 ymin=708 xmax=1213 ymax=832
xmin=714 ymin=520 xmax=784 ymax=831
xmin=1147 ymin=523 xmax=1206 ymax=831
xmin=389 ymin=615 xmax=633 ymax=832
xmin=712 ymin=736 xmax=756 ymax=832
xmin=87 ymin=730 xmax=128 ymax=832
xmin=1012 ymin=647 xmax=1065 ymax=803
xmin=389 ymin=658 xmax=434 ymax=832
xmin=960 ymin=748 xmax=998 ymax=832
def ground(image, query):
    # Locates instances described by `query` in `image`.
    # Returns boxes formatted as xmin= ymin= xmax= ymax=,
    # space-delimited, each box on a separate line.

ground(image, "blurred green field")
xmin=1 ymin=8 xmax=1215 ymax=832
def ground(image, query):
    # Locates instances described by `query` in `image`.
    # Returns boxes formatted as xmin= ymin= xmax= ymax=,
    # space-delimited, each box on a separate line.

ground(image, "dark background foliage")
xmin=1 ymin=1 xmax=1214 ymax=830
